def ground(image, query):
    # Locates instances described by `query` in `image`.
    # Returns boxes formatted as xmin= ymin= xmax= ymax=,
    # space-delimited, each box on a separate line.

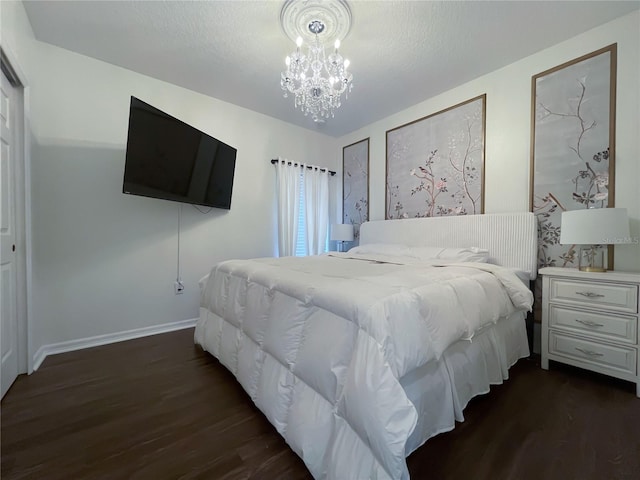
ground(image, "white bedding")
xmin=195 ymin=253 xmax=533 ymax=479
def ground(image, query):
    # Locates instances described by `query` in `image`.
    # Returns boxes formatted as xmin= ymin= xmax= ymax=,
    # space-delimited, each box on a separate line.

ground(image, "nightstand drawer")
xmin=549 ymin=305 xmax=638 ymax=344
xmin=549 ymin=278 xmax=638 ymax=313
xmin=548 ymin=331 xmax=637 ymax=376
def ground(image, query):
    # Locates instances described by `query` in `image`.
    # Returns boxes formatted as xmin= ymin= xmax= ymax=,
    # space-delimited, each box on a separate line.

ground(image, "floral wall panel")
xmin=531 ymin=44 xmax=616 ymax=320
xmin=386 ymin=95 xmax=485 ymax=219
xmin=531 ymin=45 xmax=616 ymax=270
xmin=342 ymin=138 xmax=369 ymax=244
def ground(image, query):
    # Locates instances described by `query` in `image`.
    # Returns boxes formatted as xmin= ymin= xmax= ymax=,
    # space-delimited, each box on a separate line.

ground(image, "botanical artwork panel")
xmin=342 ymin=138 xmax=369 ymax=244
xmin=386 ymin=95 xmax=485 ymax=219
xmin=531 ymin=45 xmax=616 ymax=271
xmin=531 ymin=45 xmax=616 ymax=321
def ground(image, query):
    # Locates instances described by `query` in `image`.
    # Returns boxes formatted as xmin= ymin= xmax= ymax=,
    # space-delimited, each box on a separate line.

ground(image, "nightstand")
xmin=539 ymin=267 xmax=640 ymax=398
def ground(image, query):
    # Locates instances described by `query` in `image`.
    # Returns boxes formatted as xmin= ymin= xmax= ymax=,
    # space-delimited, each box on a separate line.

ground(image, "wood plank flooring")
xmin=2 ymin=328 xmax=639 ymax=480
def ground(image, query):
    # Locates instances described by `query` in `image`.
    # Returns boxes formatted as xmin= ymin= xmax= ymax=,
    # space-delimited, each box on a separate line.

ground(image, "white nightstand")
xmin=539 ymin=267 xmax=640 ymax=398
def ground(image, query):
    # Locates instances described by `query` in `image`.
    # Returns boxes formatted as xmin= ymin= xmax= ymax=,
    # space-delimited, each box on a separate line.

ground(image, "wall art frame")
xmin=342 ymin=137 xmax=369 ymax=243
xmin=385 ymin=94 xmax=486 ymax=219
xmin=530 ymin=44 xmax=617 ymax=322
xmin=530 ymin=44 xmax=617 ymax=272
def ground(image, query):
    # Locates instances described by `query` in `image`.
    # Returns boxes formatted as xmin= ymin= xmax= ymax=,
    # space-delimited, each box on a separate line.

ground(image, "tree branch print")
xmin=537 ymin=79 xmax=608 ymax=209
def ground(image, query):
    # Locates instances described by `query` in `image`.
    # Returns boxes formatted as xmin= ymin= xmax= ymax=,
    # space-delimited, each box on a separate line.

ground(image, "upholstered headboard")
xmin=359 ymin=212 xmax=538 ymax=279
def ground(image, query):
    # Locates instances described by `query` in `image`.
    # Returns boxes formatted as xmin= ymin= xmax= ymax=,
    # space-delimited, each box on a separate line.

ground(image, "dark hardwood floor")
xmin=2 ymin=328 xmax=639 ymax=480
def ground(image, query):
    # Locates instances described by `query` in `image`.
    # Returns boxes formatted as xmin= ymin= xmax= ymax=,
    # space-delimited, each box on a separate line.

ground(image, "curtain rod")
xmin=271 ymin=159 xmax=336 ymax=176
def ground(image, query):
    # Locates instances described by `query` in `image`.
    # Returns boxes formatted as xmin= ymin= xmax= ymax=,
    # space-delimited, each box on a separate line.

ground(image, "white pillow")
xmin=409 ymin=246 xmax=490 ymax=263
xmin=436 ymin=247 xmax=490 ymax=263
xmin=350 ymin=244 xmax=490 ymax=263
xmin=347 ymin=243 xmax=412 ymax=257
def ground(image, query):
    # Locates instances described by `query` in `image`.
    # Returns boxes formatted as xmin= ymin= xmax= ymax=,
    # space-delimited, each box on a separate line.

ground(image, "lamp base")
xmin=579 ymin=266 xmax=607 ymax=273
xmin=578 ymin=245 xmax=606 ymax=273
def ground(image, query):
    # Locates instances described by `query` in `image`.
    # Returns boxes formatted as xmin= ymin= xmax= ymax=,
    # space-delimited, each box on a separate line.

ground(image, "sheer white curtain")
xmin=275 ymin=158 xmax=330 ymax=256
xmin=275 ymin=158 xmax=300 ymax=257
xmin=304 ymin=166 xmax=329 ymax=255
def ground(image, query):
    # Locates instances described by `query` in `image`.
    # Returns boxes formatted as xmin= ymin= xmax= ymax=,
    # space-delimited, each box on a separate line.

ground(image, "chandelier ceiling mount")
xmin=308 ymin=20 xmax=325 ymax=35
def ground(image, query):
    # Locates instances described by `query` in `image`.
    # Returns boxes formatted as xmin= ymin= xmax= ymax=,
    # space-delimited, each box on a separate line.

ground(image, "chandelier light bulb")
xmin=296 ymin=36 xmax=303 ymax=48
xmin=285 ymin=56 xmax=291 ymax=66
xmin=334 ymin=39 xmax=340 ymax=50
xmin=344 ymin=59 xmax=350 ymax=69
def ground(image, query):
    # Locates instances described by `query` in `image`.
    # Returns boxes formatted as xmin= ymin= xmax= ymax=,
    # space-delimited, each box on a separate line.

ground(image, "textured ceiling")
xmin=22 ymin=0 xmax=640 ymax=137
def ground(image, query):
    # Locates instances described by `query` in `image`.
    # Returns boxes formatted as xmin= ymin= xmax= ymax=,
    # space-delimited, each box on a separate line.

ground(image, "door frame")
xmin=2 ymin=46 xmax=33 ymax=375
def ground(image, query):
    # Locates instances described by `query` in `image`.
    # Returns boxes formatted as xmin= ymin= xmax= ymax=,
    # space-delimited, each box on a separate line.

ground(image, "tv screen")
xmin=123 ymin=97 xmax=237 ymax=209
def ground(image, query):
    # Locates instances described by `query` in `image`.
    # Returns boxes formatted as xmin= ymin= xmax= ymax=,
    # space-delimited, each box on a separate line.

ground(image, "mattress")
xmin=195 ymin=253 xmax=532 ymax=479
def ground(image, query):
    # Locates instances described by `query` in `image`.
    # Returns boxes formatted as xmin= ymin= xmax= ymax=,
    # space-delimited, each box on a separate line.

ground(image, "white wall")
xmin=336 ymin=10 xmax=640 ymax=272
xmin=1 ymin=2 xmax=35 ymax=81
xmin=3 ymin=1 xmax=340 ymax=357
xmin=3 ymin=1 xmax=638 ymax=365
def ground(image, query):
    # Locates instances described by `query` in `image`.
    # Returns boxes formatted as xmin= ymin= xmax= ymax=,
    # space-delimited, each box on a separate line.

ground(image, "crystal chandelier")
xmin=280 ymin=11 xmax=353 ymax=122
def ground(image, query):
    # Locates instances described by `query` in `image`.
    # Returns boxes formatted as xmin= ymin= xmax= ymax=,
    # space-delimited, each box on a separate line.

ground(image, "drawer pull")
xmin=574 ymin=318 xmax=604 ymax=328
xmin=575 ymin=347 xmax=604 ymax=357
xmin=575 ymin=291 xmax=605 ymax=298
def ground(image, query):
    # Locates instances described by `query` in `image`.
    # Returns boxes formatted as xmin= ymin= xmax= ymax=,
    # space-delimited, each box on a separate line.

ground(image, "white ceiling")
xmin=22 ymin=0 xmax=639 ymax=137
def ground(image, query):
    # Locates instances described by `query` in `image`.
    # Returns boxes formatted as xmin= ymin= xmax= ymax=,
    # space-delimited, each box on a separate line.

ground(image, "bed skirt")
xmin=401 ymin=310 xmax=529 ymax=454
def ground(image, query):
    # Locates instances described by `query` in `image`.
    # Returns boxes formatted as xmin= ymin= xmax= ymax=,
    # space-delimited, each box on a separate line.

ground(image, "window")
xmin=276 ymin=161 xmax=329 ymax=257
xmin=294 ymin=172 xmax=328 ymax=256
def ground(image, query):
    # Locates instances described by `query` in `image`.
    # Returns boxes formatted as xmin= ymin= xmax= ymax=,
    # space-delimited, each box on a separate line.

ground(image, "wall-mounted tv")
xmin=123 ymin=96 xmax=237 ymax=210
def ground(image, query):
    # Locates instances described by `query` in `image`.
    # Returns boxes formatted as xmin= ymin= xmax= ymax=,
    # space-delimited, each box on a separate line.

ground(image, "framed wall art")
xmin=530 ymin=44 xmax=617 ymax=322
xmin=531 ymin=44 xmax=617 ymax=272
xmin=342 ymin=137 xmax=369 ymax=243
xmin=385 ymin=95 xmax=485 ymax=219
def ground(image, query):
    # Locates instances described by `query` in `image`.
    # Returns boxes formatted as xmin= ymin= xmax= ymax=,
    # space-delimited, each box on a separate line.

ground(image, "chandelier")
xmin=279 ymin=0 xmax=353 ymax=123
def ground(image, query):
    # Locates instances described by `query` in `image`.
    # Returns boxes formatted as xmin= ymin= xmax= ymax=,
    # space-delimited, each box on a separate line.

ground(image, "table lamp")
xmin=330 ymin=223 xmax=354 ymax=252
xmin=559 ymin=207 xmax=631 ymax=272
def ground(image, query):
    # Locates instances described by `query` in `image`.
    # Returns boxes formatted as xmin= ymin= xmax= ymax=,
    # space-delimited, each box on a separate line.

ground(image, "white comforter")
xmin=195 ymin=253 xmax=533 ymax=479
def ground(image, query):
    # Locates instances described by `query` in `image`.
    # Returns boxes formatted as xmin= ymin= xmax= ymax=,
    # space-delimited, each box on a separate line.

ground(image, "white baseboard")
xmin=31 ymin=317 xmax=198 ymax=372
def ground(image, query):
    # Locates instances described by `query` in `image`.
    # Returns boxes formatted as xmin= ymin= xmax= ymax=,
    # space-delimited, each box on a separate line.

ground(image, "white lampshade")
xmin=330 ymin=223 xmax=354 ymax=242
xmin=560 ymin=208 xmax=631 ymax=245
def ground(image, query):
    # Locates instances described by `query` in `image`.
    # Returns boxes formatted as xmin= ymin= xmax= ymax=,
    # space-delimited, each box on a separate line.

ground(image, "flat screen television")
xmin=123 ymin=96 xmax=237 ymax=209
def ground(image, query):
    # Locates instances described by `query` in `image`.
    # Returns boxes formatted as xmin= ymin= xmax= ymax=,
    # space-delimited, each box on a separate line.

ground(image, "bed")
xmin=195 ymin=212 xmax=537 ymax=479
